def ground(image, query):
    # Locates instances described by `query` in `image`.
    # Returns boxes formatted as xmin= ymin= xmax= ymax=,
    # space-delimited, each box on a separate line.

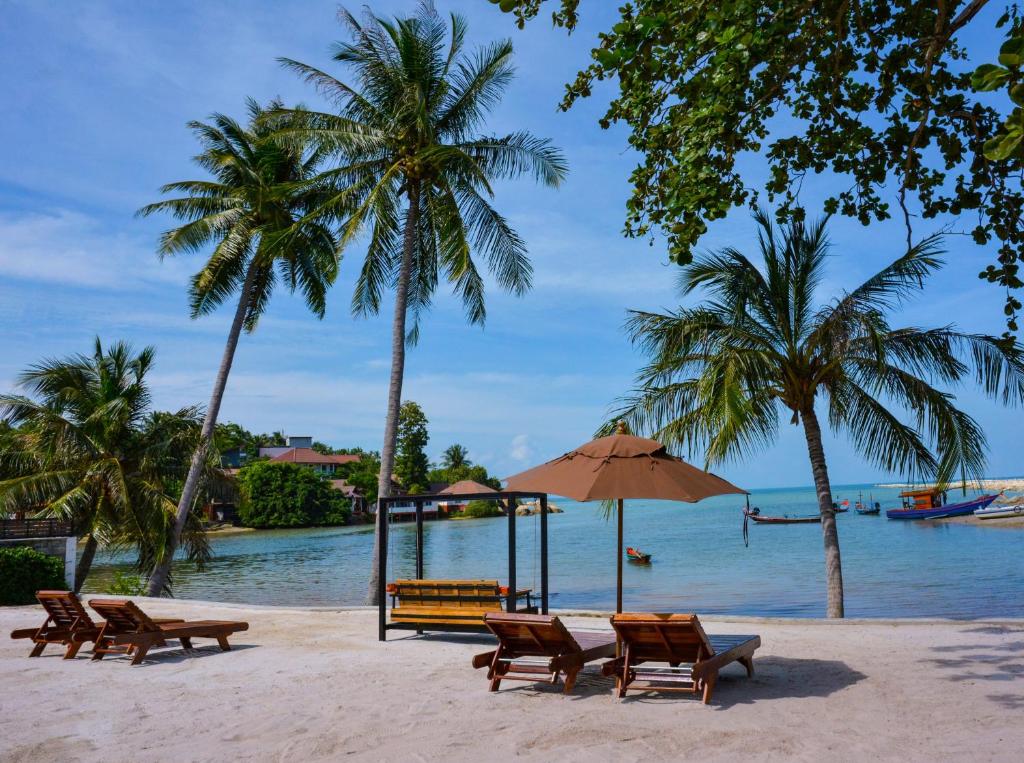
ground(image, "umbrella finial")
xmin=615 ymin=420 xmax=629 ymax=435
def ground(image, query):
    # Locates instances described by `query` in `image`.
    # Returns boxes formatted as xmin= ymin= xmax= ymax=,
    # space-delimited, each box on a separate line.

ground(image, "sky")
xmin=1 ymin=1 xmax=1020 ymax=490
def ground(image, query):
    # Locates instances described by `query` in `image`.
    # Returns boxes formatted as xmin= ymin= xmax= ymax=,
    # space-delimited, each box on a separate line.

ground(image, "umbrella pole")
xmin=616 ymin=498 xmax=624 ymax=614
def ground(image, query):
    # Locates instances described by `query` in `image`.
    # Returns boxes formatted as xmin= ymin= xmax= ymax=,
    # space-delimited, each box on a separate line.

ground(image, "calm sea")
xmin=84 ymin=484 xmax=1024 ymax=618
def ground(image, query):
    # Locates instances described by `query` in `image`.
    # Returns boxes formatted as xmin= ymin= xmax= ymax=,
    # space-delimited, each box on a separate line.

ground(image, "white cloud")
xmin=509 ymin=434 xmax=533 ymax=462
xmin=0 ymin=209 xmax=191 ymax=290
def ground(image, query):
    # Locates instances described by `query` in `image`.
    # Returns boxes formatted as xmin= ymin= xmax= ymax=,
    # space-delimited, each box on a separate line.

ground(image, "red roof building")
xmin=269 ymin=448 xmax=360 ymax=475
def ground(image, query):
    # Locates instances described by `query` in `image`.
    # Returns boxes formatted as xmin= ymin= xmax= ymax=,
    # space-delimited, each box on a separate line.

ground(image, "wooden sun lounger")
xmin=88 ymin=598 xmax=248 ymax=665
xmin=472 ymin=612 xmax=617 ymax=693
xmin=602 ymin=613 xmax=760 ymax=703
xmin=9 ymin=591 xmax=104 ymax=659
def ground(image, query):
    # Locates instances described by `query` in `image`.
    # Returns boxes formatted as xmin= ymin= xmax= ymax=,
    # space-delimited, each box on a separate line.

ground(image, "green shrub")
xmin=106 ymin=572 xmax=146 ymax=596
xmin=236 ymin=461 xmax=351 ymax=529
xmin=0 ymin=546 xmax=66 ymax=605
xmin=461 ymin=500 xmax=505 ymax=519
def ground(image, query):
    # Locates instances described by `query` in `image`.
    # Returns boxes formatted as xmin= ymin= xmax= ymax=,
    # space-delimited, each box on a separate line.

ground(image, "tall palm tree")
xmin=616 ymin=211 xmax=1024 ymax=617
xmin=138 ymin=99 xmax=341 ymax=596
xmin=441 ymin=443 xmax=471 ymax=472
xmin=0 ymin=340 xmax=214 ymax=592
xmin=279 ymin=4 xmax=567 ymax=603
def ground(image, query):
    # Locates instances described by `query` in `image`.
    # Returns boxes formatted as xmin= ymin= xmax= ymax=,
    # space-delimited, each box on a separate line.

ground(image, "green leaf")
xmin=998 ymin=36 xmax=1024 ymax=67
xmin=984 ymin=132 xmax=1024 ymax=161
xmin=971 ymin=63 xmax=1010 ymax=92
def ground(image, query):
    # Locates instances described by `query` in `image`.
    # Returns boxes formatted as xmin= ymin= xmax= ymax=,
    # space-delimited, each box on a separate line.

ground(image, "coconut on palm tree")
xmin=138 ymin=99 xmax=341 ymax=596
xmin=616 ymin=211 xmax=1024 ymax=617
xmin=279 ymin=5 xmax=567 ymax=603
xmin=0 ymin=339 xmax=217 ymax=592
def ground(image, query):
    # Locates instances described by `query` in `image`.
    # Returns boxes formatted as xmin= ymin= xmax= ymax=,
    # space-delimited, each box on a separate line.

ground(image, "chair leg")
xmin=63 ymin=642 xmax=83 ymax=659
xmin=562 ymin=668 xmax=579 ymax=694
xmin=216 ymin=635 xmax=231 ymax=652
xmin=738 ymin=656 xmax=754 ymax=677
xmin=29 ymin=641 xmax=46 ymax=658
xmin=702 ymin=669 xmax=718 ymax=704
xmin=130 ymin=643 xmax=151 ymax=666
xmin=179 ymin=637 xmax=193 ymax=650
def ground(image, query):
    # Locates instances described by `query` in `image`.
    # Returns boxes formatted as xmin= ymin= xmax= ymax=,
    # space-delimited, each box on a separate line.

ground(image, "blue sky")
xmin=1 ymin=1 xmax=1020 ymax=490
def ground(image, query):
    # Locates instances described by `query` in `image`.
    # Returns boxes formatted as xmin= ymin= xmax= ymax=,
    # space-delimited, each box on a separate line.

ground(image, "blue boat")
xmin=886 ymin=492 xmax=999 ymax=520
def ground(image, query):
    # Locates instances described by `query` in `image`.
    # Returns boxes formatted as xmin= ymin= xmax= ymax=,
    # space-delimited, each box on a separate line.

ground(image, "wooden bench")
xmin=389 ymin=579 xmax=536 ymax=633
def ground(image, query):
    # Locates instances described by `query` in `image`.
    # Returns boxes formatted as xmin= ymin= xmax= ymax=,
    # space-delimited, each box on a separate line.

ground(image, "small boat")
xmin=744 ymin=509 xmax=820 ymax=525
xmin=886 ymin=490 xmax=998 ymax=520
xmin=855 ymin=506 xmax=881 ymax=515
xmin=974 ymin=505 xmax=1024 ymax=520
xmin=626 ymin=546 xmax=651 ymax=563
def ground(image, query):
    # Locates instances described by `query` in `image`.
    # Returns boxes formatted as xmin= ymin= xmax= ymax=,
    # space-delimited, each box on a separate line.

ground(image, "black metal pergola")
xmin=376 ymin=491 xmax=550 ymax=641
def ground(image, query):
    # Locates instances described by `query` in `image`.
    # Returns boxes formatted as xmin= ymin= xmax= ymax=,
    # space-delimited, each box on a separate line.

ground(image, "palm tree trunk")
xmin=367 ymin=182 xmax=420 ymax=606
xmin=145 ymin=262 xmax=259 ymax=597
xmin=74 ymin=534 xmax=97 ymax=593
xmin=800 ymin=404 xmax=845 ymax=618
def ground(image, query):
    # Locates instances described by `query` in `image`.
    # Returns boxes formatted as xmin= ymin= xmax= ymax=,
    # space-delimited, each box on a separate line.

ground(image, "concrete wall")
xmin=0 ymin=536 xmax=76 ymax=588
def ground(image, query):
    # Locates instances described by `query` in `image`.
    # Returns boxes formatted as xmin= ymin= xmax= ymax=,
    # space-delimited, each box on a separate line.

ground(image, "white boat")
xmin=974 ymin=505 xmax=1024 ymax=520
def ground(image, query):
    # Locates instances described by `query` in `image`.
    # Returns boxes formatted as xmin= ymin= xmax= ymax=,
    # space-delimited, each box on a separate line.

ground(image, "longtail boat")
xmin=744 ymin=509 xmax=820 ymax=525
xmin=855 ymin=505 xmax=881 ymax=515
xmin=626 ymin=547 xmax=652 ymax=563
xmin=886 ymin=489 xmax=998 ymax=520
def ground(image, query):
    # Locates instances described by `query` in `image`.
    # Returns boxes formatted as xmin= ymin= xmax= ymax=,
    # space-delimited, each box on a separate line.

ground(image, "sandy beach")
xmin=1 ymin=599 xmax=1021 ymax=762
xmin=875 ymin=478 xmax=1024 ymax=493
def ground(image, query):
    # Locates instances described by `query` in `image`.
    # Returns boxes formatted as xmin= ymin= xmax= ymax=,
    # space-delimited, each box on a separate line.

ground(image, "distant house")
xmin=258 ymin=435 xmax=314 ymax=460
xmin=329 ymin=479 xmax=367 ymax=514
xmin=269 ymin=448 xmax=360 ymax=475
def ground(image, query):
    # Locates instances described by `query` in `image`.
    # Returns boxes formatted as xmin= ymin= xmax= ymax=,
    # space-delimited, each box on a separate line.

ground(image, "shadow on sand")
xmin=492 ymin=656 xmax=867 ymax=708
xmin=94 ymin=642 xmax=259 ymax=665
xmin=921 ymin=633 xmax=1024 ymax=699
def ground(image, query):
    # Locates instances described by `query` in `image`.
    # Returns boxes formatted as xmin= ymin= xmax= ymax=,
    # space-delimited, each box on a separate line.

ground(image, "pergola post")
xmin=539 ymin=493 xmax=549 ymax=615
xmin=507 ymin=499 xmax=516 ymax=613
xmin=414 ymin=499 xmax=424 ymax=580
xmin=377 ymin=497 xmax=387 ymax=641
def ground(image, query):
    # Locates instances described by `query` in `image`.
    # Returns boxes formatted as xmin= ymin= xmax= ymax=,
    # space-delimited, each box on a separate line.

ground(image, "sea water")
xmin=85 ymin=484 xmax=1024 ymax=618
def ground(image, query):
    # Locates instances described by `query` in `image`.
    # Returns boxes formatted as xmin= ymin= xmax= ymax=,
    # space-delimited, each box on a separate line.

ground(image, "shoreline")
xmin=875 ymin=477 xmax=1024 ymax=492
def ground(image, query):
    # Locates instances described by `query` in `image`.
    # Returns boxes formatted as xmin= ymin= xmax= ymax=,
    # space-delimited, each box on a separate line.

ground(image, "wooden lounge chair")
xmin=602 ymin=613 xmax=761 ymax=703
xmin=9 ymin=591 xmax=104 ymax=659
xmin=88 ymin=598 xmax=248 ymax=665
xmin=472 ymin=612 xmax=617 ymax=693
xmin=389 ymin=579 xmax=535 ymax=633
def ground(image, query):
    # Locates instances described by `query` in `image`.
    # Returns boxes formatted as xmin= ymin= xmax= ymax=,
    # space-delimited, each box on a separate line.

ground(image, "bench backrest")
xmin=36 ymin=590 xmax=96 ymax=630
xmin=484 ymin=612 xmax=581 ymax=657
xmin=88 ymin=599 xmax=161 ymax=635
xmin=394 ymin=579 xmax=503 ymax=610
xmin=610 ymin=613 xmax=715 ymax=663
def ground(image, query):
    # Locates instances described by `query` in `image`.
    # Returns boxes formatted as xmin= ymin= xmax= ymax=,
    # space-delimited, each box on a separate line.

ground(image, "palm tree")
xmin=441 ymin=443 xmax=471 ymax=471
xmin=0 ymin=340 xmax=215 ymax=592
xmin=138 ymin=99 xmax=341 ymax=596
xmin=616 ymin=211 xmax=1024 ymax=617
xmin=279 ymin=4 xmax=567 ymax=603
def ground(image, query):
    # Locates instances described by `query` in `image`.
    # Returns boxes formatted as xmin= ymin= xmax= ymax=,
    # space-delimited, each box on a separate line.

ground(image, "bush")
xmin=106 ymin=572 xmax=146 ymax=596
xmin=0 ymin=546 xmax=66 ymax=605
xmin=461 ymin=500 xmax=505 ymax=519
xmin=236 ymin=461 xmax=351 ymax=529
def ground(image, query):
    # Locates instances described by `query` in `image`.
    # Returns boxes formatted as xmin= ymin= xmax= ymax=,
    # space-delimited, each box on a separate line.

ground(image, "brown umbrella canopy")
xmin=504 ymin=431 xmax=745 ymax=502
xmin=504 ymin=424 xmax=747 ymax=615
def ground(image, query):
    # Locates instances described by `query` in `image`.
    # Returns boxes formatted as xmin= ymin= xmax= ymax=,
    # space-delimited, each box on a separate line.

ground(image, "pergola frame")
xmin=376 ymin=491 xmax=549 ymax=641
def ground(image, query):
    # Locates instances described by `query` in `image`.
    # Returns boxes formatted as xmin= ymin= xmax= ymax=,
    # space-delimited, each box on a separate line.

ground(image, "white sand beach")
xmin=876 ymin=478 xmax=1024 ymax=493
xmin=1 ymin=599 xmax=1021 ymax=762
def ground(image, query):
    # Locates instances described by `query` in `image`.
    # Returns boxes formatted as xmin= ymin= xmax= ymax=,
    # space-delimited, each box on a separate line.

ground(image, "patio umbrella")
xmin=504 ymin=422 xmax=746 ymax=613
